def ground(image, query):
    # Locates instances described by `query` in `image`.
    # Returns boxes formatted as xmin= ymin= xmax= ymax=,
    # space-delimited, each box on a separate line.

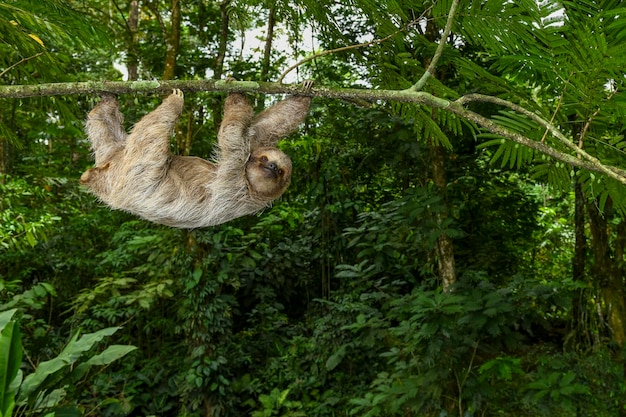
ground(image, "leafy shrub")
xmin=0 ymin=309 xmax=136 ymax=417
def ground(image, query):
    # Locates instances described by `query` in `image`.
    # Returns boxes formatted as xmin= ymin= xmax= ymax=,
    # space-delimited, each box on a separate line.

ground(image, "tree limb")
xmin=0 ymin=52 xmax=46 ymax=78
xmin=277 ymin=9 xmax=429 ymax=83
xmin=1 ymin=79 xmax=625 ymax=184
xmin=456 ymin=94 xmax=626 ymax=182
xmin=408 ymin=0 xmax=460 ymax=91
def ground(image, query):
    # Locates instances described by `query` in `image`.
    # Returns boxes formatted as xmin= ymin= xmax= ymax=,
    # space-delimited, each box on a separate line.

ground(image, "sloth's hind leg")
xmin=218 ymin=92 xmax=254 ymax=157
xmin=125 ymin=89 xmax=184 ymax=162
xmin=86 ymin=95 xmax=127 ymax=166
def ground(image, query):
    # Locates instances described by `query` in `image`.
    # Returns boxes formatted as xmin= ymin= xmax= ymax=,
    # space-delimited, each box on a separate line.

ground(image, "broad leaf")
xmin=18 ymin=327 xmax=120 ymax=402
xmin=0 ymin=309 xmax=22 ymax=417
xmin=84 ymin=344 xmax=137 ymax=366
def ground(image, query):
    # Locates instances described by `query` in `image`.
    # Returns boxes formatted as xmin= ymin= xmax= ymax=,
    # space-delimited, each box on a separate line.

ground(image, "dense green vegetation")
xmin=2 ymin=0 xmax=626 ymax=415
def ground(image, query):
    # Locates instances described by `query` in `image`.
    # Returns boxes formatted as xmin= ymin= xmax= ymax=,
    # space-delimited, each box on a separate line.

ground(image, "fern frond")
xmin=478 ymin=137 xmax=535 ymax=170
xmin=532 ymin=162 xmax=573 ymax=194
xmin=457 ymin=0 xmax=544 ymax=57
xmin=578 ymin=170 xmax=617 ymax=212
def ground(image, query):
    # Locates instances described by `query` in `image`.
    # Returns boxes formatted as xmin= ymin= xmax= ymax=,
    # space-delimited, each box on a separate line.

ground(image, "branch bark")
xmin=1 ymin=79 xmax=625 ymax=184
xmin=127 ymin=0 xmax=139 ymax=81
xmin=214 ymin=0 xmax=230 ymax=80
xmin=162 ymin=0 xmax=181 ymax=80
xmin=259 ymin=4 xmax=276 ymax=83
xmin=409 ymin=0 xmax=460 ymax=91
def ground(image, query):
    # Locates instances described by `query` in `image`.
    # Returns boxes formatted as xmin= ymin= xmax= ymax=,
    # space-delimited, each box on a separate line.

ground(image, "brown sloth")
xmin=80 ymin=82 xmax=313 ymax=228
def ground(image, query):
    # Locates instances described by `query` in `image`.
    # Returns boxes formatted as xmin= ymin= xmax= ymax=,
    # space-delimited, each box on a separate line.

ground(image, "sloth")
xmin=80 ymin=81 xmax=313 ymax=228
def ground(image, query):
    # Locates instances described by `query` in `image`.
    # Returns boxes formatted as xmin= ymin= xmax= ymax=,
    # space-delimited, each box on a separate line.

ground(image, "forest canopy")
xmin=1 ymin=0 xmax=626 ymax=416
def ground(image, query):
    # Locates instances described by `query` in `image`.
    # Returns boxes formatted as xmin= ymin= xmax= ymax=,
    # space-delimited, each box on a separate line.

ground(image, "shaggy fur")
xmin=80 ymin=84 xmax=312 ymax=228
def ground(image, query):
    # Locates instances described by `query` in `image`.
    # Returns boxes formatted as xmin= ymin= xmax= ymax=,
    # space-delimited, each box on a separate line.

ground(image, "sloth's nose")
xmin=267 ymin=162 xmax=278 ymax=172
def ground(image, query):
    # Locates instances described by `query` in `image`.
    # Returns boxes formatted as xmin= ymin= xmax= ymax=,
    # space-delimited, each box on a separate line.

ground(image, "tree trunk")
xmin=573 ymin=180 xmax=586 ymax=282
xmin=429 ymin=139 xmax=456 ymax=291
xmin=162 ymin=0 xmax=181 ymax=80
xmin=127 ymin=0 xmax=139 ymax=81
xmin=260 ymin=5 xmax=276 ymax=83
xmin=177 ymin=106 xmax=196 ymax=156
xmin=424 ymin=15 xmax=456 ymax=291
xmin=255 ymin=5 xmax=277 ymax=113
xmin=568 ymin=178 xmax=590 ymax=348
xmin=210 ymin=0 xmax=230 ymax=132
xmin=0 ymin=138 xmax=5 ymax=176
xmin=0 ymin=114 xmax=6 ymax=175
xmin=0 ymin=101 xmax=17 ymax=176
xmin=587 ymin=200 xmax=626 ymax=347
xmin=0 ymin=136 xmax=8 ymax=177
xmin=214 ymin=0 xmax=230 ymax=81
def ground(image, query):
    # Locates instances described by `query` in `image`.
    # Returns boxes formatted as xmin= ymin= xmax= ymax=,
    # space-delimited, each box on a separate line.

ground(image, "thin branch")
xmin=277 ymin=9 xmax=430 ymax=83
xmin=1 ymin=80 xmax=625 ymax=184
xmin=0 ymin=52 xmax=46 ymax=78
xmin=456 ymin=342 xmax=479 ymax=416
xmin=579 ymin=89 xmax=617 ymax=148
xmin=542 ymin=91 xmax=564 ymax=144
xmin=145 ymin=0 xmax=168 ymax=39
xmin=260 ymin=5 xmax=276 ymax=82
xmin=541 ymin=72 xmax=572 ymax=143
xmin=214 ymin=0 xmax=230 ymax=80
xmin=455 ymin=94 xmax=626 ymax=183
xmin=408 ymin=0 xmax=460 ymax=91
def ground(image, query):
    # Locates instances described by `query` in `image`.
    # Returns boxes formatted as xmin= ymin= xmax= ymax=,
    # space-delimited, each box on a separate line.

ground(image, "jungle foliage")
xmin=2 ymin=0 xmax=626 ymax=416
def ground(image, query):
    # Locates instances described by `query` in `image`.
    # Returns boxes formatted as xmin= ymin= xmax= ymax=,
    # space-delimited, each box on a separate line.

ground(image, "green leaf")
xmin=18 ymin=327 xmax=120 ymax=402
xmin=559 ymin=371 xmax=576 ymax=387
xmin=57 ymin=327 xmax=119 ymax=361
xmin=84 ymin=345 xmax=137 ymax=366
xmin=258 ymin=393 xmax=274 ymax=409
xmin=70 ymin=344 xmax=136 ymax=381
xmin=47 ymin=406 xmax=82 ymax=417
xmin=325 ymin=345 xmax=347 ymax=371
xmin=277 ymin=388 xmax=290 ymax=407
xmin=0 ymin=309 xmax=22 ymax=417
xmin=25 ymin=231 xmax=36 ymax=248
xmin=35 ymin=387 xmax=66 ymax=409
xmin=526 ymin=380 xmax=549 ymax=390
xmin=0 ymin=310 xmax=18 ymax=333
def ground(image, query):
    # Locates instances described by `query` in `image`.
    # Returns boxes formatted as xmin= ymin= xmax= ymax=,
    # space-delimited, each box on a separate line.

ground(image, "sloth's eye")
xmin=278 ymin=169 xmax=284 ymax=175
xmin=260 ymin=156 xmax=268 ymax=162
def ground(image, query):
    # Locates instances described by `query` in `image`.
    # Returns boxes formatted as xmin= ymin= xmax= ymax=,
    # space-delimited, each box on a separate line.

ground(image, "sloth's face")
xmin=246 ymin=148 xmax=292 ymax=198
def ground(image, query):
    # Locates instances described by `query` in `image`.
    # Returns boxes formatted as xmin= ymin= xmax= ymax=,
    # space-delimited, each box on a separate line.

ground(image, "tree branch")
xmin=456 ymin=94 xmax=626 ymax=182
xmin=408 ymin=0 xmax=460 ymax=91
xmin=277 ymin=10 xmax=429 ymax=84
xmin=1 ymin=80 xmax=625 ymax=184
xmin=0 ymin=52 xmax=46 ymax=78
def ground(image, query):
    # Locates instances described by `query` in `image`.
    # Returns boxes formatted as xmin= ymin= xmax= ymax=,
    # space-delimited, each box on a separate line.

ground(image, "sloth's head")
xmin=246 ymin=147 xmax=293 ymax=199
